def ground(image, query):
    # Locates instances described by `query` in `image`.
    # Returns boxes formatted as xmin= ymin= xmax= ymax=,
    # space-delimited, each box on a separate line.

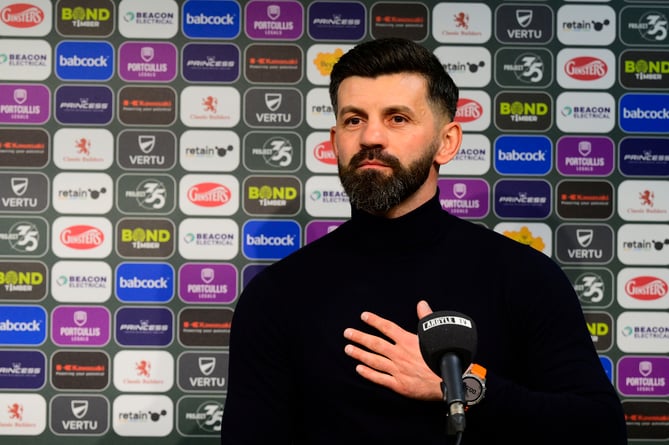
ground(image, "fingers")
xmin=417 ymin=300 xmax=433 ymax=319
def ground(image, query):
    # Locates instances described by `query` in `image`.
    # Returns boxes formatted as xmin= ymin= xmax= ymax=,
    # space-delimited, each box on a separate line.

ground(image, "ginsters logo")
xmin=116 ymin=217 xmax=175 ymax=258
xmin=618 ymin=268 xmax=669 ymax=309
xmin=178 ymin=307 xmax=233 ymax=347
xmin=243 ymin=175 xmax=301 ymax=216
xmin=51 ymin=350 xmax=109 ymax=390
xmin=495 ymin=91 xmax=552 ymax=131
xmin=0 ymin=0 xmax=51 ymax=36
xmin=52 ymin=217 xmax=111 ymax=259
xmin=0 ymin=128 xmax=48 ymax=168
xmin=0 ymin=261 xmax=46 ymax=301
xmin=118 ymin=86 xmax=176 ymax=126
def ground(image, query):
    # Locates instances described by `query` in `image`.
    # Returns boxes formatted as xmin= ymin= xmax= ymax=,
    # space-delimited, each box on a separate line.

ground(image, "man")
xmin=220 ymin=38 xmax=627 ymax=444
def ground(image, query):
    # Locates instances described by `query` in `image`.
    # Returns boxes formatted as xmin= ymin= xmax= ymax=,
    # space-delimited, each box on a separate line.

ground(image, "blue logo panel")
xmin=116 ymin=262 xmax=174 ymax=303
xmin=182 ymin=0 xmax=241 ymax=38
xmin=0 ymin=349 xmax=45 ymax=389
xmin=619 ymin=93 xmax=669 ymax=133
xmin=115 ymin=306 xmax=173 ymax=347
xmin=494 ymin=135 xmax=552 ymax=175
xmin=55 ymin=41 xmax=115 ymax=81
xmin=494 ymin=179 xmax=552 ymax=219
xmin=242 ymin=219 xmax=301 ymax=260
xmin=0 ymin=305 xmax=47 ymax=345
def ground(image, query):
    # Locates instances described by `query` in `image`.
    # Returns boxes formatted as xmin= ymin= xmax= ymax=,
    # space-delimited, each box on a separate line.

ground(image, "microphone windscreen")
xmin=417 ymin=311 xmax=477 ymax=375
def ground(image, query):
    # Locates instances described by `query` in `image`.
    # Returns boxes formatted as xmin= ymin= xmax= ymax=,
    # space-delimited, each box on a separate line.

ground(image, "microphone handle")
xmin=440 ymin=353 xmax=466 ymax=433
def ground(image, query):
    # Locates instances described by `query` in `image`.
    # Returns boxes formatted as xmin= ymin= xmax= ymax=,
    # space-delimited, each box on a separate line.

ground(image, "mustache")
xmin=349 ymin=148 xmax=401 ymax=169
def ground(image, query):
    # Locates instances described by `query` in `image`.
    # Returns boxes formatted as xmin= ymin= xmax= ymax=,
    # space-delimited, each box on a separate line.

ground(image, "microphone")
xmin=417 ymin=311 xmax=477 ymax=434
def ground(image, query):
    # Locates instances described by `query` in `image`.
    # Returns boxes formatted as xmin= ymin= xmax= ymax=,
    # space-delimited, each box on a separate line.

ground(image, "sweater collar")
xmin=346 ymin=191 xmax=444 ymax=251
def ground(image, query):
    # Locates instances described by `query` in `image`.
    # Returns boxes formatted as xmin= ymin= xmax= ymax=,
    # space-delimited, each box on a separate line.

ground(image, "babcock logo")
xmin=242 ymin=219 xmax=300 ymax=260
xmin=494 ymin=135 xmax=552 ymax=175
xmin=55 ymin=41 xmax=114 ymax=81
xmin=116 ymin=262 xmax=174 ymax=303
xmin=182 ymin=0 xmax=240 ymax=38
xmin=0 ymin=305 xmax=46 ymax=345
xmin=619 ymin=93 xmax=669 ymax=133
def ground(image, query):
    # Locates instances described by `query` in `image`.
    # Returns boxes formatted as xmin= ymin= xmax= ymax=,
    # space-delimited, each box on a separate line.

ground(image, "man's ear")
xmin=434 ymin=121 xmax=462 ymax=166
xmin=329 ymin=126 xmax=338 ymax=158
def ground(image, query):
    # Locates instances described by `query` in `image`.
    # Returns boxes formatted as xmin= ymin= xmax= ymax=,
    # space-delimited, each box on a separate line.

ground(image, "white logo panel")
xmin=304 ymin=176 xmax=350 ymax=218
xmin=178 ymin=218 xmax=239 ymax=260
xmin=112 ymin=394 xmax=173 ymax=437
xmin=113 ymin=350 xmax=174 ymax=393
xmin=440 ymin=133 xmax=491 ymax=176
xmin=51 ymin=260 xmax=113 ymax=303
xmin=52 ymin=172 xmax=113 ymax=214
xmin=179 ymin=130 xmax=240 ymax=172
xmin=617 ymin=311 xmax=669 ymax=353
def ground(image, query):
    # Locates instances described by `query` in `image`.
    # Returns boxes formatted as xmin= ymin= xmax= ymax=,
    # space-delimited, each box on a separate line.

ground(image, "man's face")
xmin=330 ymin=73 xmax=444 ymax=214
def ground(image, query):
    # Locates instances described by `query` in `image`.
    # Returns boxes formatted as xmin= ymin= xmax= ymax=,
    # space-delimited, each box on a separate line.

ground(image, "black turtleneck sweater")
xmin=220 ymin=193 xmax=627 ymax=444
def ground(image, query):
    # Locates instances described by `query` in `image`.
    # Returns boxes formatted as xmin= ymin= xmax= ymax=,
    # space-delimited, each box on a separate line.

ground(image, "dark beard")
xmin=338 ymin=145 xmax=436 ymax=214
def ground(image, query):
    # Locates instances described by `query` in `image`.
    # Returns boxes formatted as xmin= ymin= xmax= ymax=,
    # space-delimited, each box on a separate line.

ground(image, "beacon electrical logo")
xmin=617 ymin=311 xmax=669 ymax=353
xmin=556 ymin=91 xmax=615 ymax=133
xmin=117 ymin=0 xmax=178 ymax=39
xmin=178 ymin=218 xmax=238 ymax=260
xmin=51 ymin=260 xmax=112 ymax=303
xmin=0 ymin=38 xmax=51 ymax=81
xmin=440 ymin=134 xmax=491 ymax=177
xmin=304 ymin=176 xmax=349 ymax=218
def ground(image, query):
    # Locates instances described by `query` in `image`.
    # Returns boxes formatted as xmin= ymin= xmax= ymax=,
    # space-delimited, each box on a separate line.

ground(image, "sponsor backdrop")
xmin=0 ymin=0 xmax=667 ymax=443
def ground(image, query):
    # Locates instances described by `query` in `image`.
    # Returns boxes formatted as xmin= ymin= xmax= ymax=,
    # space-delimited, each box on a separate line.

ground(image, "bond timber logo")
xmin=178 ymin=263 xmax=237 ymax=304
xmin=178 ymin=307 xmax=233 ymax=348
xmin=0 ymin=83 xmax=49 ymax=124
xmin=0 ymin=0 xmax=51 ymax=36
xmin=243 ymin=175 xmax=301 ymax=216
xmin=495 ymin=91 xmax=551 ymax=132
xmin=116 ymin=173 xmax=176 ymax=215
xmin=556 ymin=180 xmax=614 ymax=220
xmin=494 ymin=48 xmax=552 ymax=88
xmin=0 ymin=260 xmax=46 ymax=301
xmin=243 ymin=131 xmax=301 ymax=172
xmin=584 ymin=311 xmax=613 ymax=351
xmin=564 ymin=267 xmax=613 ymax=307
xmin=176 ymin=397 xmax=223 ymax=436
xmin=118 ymin=85 xmax=176 ymax=126
xmin=116 ymin=217 xmax=175 ymax=259
xmin=56 ymin=0 xmax=114 ymax=37
xmin=618 ymin=268 xmax=669 ymax=309
xmin=437 ymin=178 xmax=489 ymax=219
xmin=0 ymin=216 xmax=47 ymax=257
xmin=118 ymin=41 xmax=177 ymax=82
xmin=112 ymin=394 xmax=173 ymax=437
xmin=369 ymin=2 xmax=428 ymax=41
xmin=54 ymin=84 xmax=113 ymax=125
xmin=620 ymin=6 xmax=669 ymax=46
xmin=308 ymin=1 xmax=365 ymax=41
xmin=52 ymin=217 xmax=111 ymax=259
xmin=117 ymin=129 xmax=176 ymax=170
xmin=115 ymin=306 xmax=173 ymax=347
xmin=0 ymin=127 xmax=48 ymax=168
xmin=113 ymin=350 xmax=174 ymax=392
xmin=50 ymin=394 xmax=109 ymax=435
xmin=0 ymin=349 xmax=45 ymax=390
xmin=177 ymin=352 xmax=228 ymax=392
xmin=246 ymin=43 xmax=302 ymax=84
xmin=53 ymin=127 xmax=113 ymax=170
xmin=0 ymin=393 xmax=46 ymax=435
xmin=0 ymin=172 xmax=48 ymax=213
xmin=244 ymin=0 xmax=303 ymax=40
xmin=182 ymin=43 xmax=239 ymax=83
xmin=51 ymin=350 xmax=109 ymax=391
xmin=620 ymin=50 xmax=669 ymax=90
xmin=555 ymin=224 xmax=614 ymax=265
xmin=495 ymin=4 xmax=552 ymax=44
xmin=244 ymin=87 xmax=302 ymax=129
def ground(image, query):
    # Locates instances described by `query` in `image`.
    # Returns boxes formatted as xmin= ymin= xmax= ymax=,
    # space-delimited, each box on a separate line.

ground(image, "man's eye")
xmin=346 ymin=117 xmax=361 ymax=125
xmin=391 ymin=115 xmax=407 ymax=123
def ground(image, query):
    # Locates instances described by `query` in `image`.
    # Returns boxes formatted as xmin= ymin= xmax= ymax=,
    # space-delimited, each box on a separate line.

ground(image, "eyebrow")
xmin=337 ymin=105 xmax=414 ymax=118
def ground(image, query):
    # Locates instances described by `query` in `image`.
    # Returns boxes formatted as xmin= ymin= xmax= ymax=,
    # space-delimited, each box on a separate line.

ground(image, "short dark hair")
xmin=329 ymin=38 xmax=459 ymax=120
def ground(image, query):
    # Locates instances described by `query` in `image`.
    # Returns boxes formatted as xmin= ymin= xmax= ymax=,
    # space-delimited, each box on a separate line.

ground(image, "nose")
xmin=359 ymin=117 xmax=388 ymax=148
